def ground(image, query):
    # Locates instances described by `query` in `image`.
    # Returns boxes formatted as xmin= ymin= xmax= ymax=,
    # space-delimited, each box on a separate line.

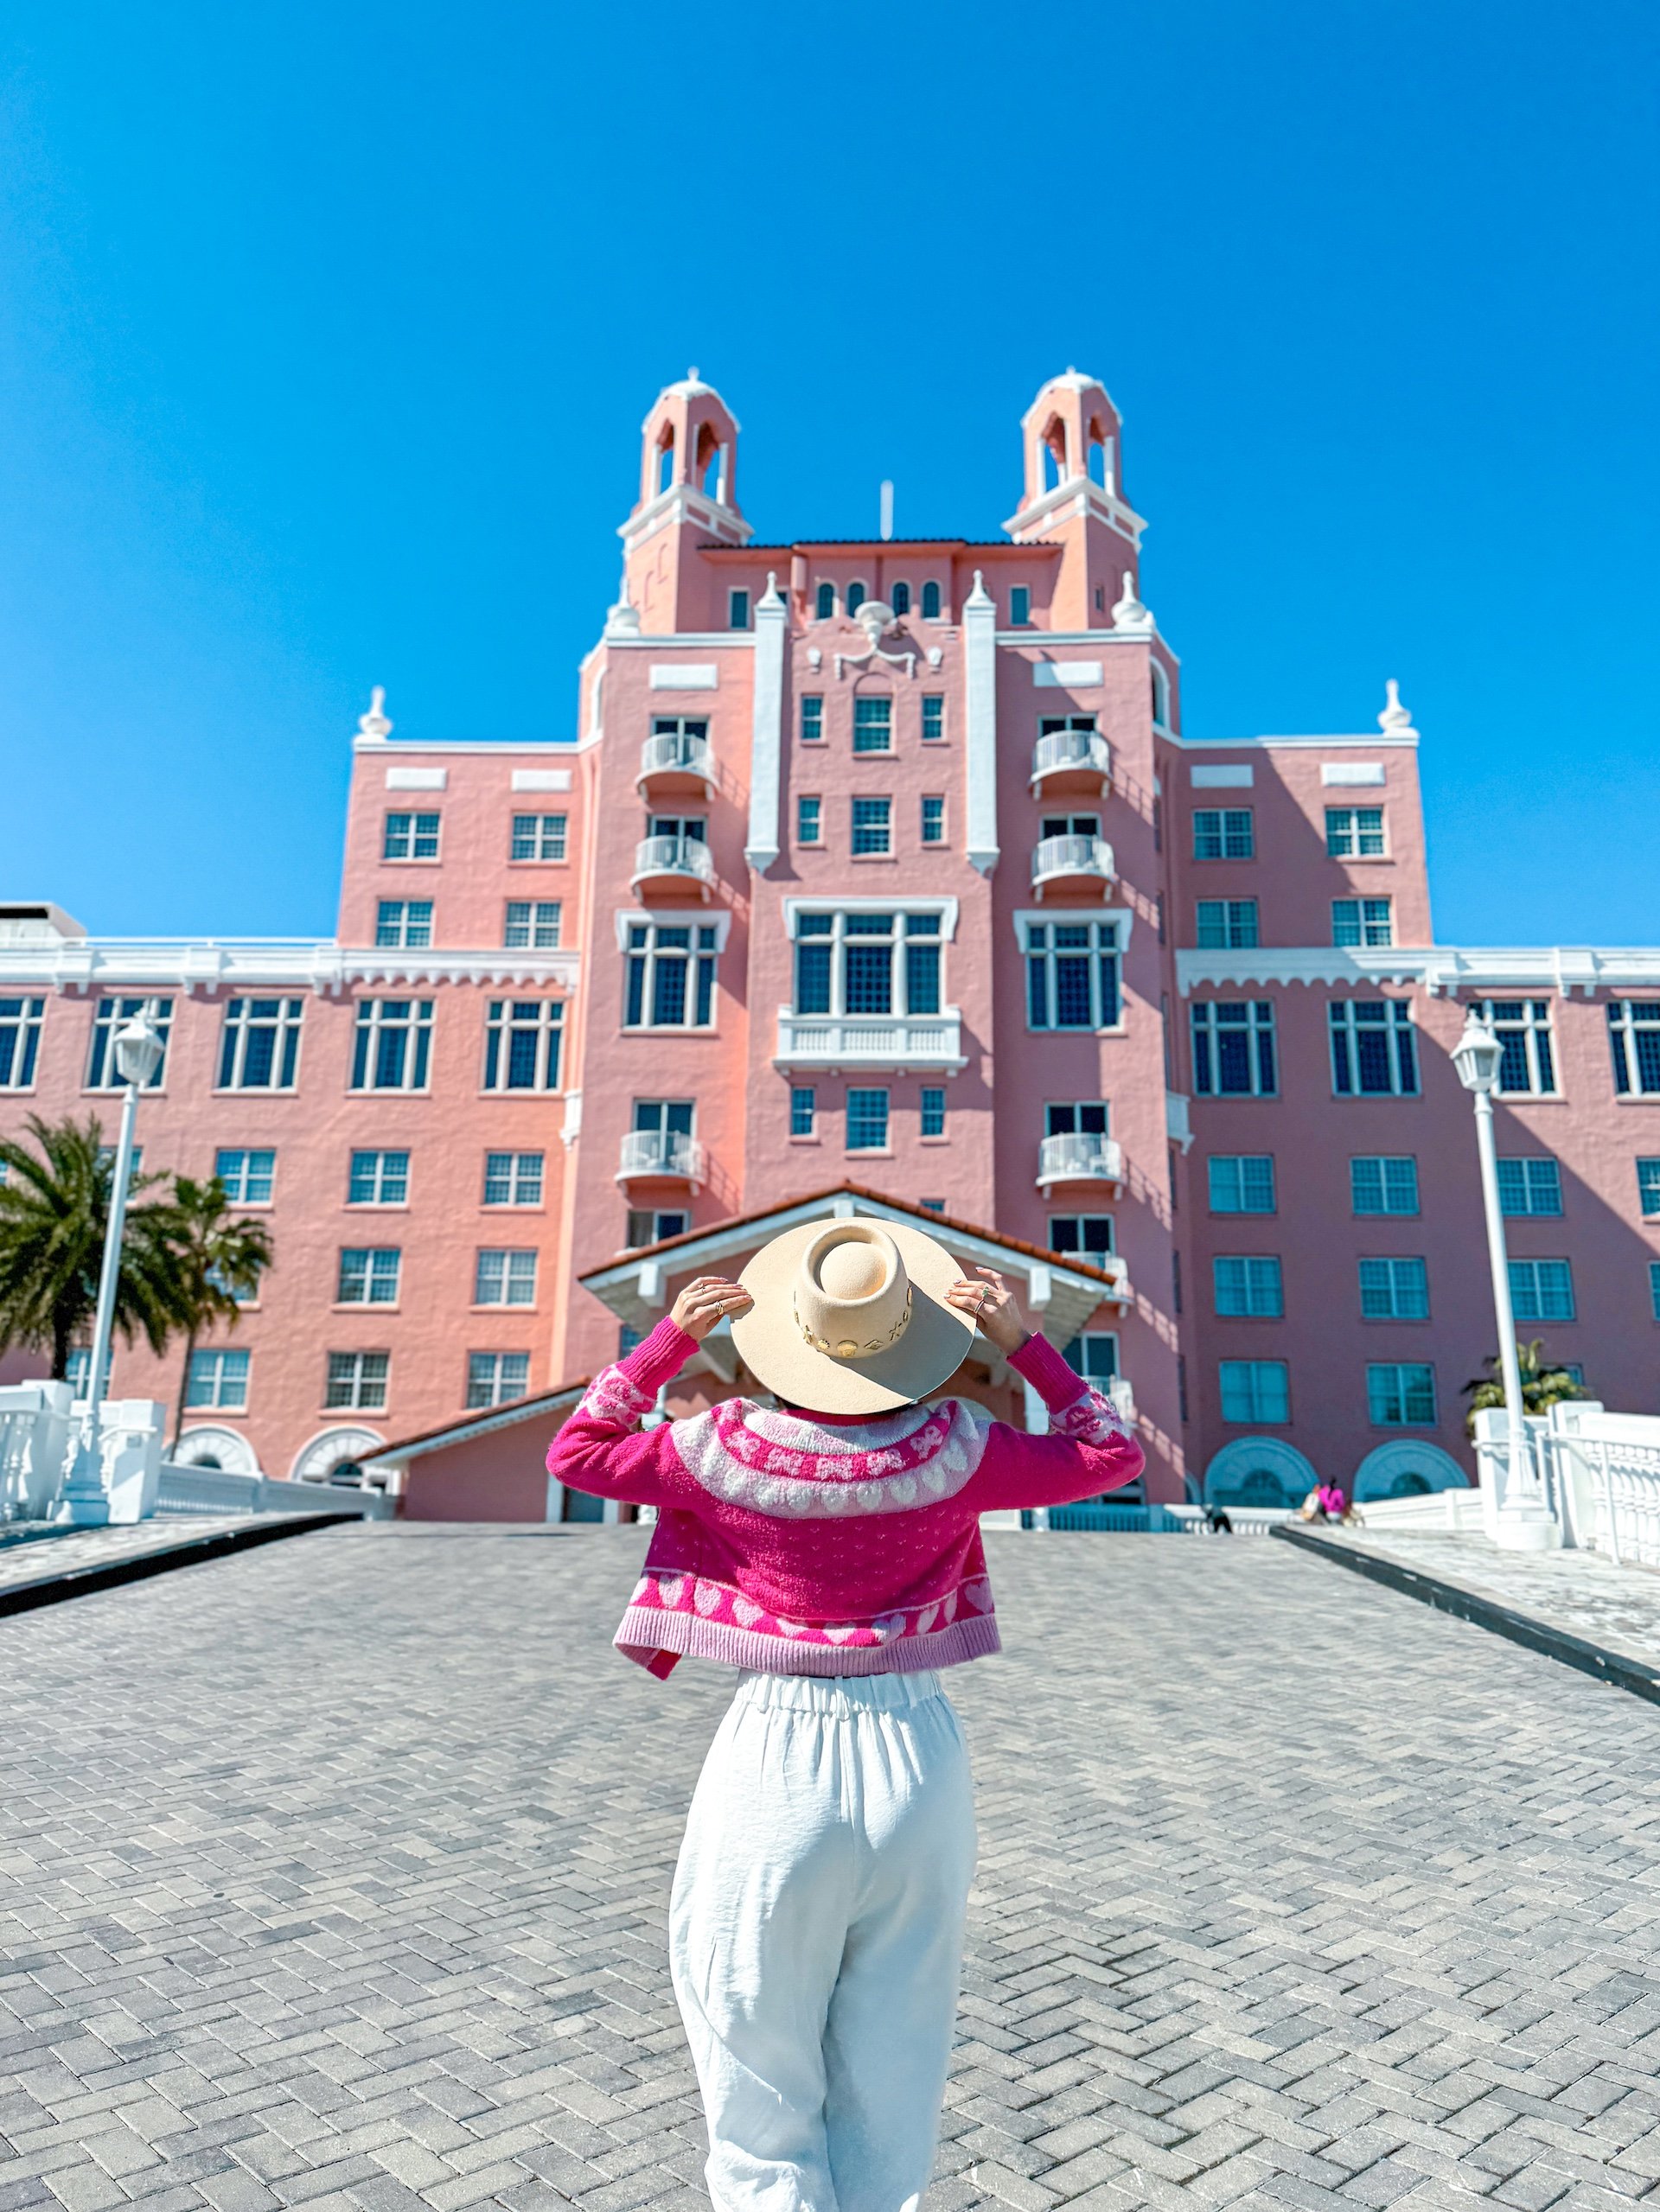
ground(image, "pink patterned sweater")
xmin=546 ymin=1316 xmax=1145 ymax=1680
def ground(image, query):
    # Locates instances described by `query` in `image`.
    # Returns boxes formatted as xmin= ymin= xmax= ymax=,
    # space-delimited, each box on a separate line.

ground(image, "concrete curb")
xmin=0 ymin=1514 xmax=360 ymax=1620
xmin=1271 ymin=1520 xmax=1660 ymax=1708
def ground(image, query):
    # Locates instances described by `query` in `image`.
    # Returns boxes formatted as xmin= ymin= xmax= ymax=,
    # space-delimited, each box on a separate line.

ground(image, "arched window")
xmin=847 ymin=581 xmax=867 ymax=615
xmin=656 ymin=428 xmax=674 ymax=495
xmin=1088 ymin=428 xmax=1116 ymax=493
xmin=891 ymin=581 xmax=910 ymax=616
xmin=921 ymin=580 xmax=942 ymax=620
xmin=696 ymin=423 xmax=722 ymax=499
xmin=1150 ymin=664 xmax=1170 ymax=727
xmin=815 ymin=582 xmax=834 ymax=620
xmin=1040 ymin=415 xmax=1067 ymax=493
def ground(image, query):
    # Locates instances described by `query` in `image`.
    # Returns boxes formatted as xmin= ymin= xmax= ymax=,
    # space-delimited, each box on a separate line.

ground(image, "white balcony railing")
xmin=638 ymin=730 xmax=715 ymax=789
xmin=1030 ymin=729 xmax=1112 ymax=787
xmin=616 ymin=1128 xmax=706 ymax=1186
xmin=631 ymin=835 xmax=716 ymax=893
xmin=1031 ymin=833 xmax=1114 ymax=893
xmin=775 ymin=1009 xmax=966 ymax=1072
xmin=1037 ymin=1131 xmax=1124 ymax=1189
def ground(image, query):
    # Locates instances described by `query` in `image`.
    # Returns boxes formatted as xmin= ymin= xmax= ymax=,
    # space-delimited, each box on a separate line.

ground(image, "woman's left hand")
xmin=945 ymin=1266 xmax=1029 ymax=1355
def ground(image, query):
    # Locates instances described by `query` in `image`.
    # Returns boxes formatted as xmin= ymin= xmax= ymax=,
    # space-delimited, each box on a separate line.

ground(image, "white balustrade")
xmin=638 ymin=730 xmax=715 ymax=786
xmin=1037 ymin=1131 xmax=1124 ymax=1189
xmin=1533 ymin=1402 xmax=1660 ymax=1566
xmin=0 ymin=1382 xmax=73 ymax=1522
xmin=632 ymin=835 xmax=717 ymax=890
xmin=775 ymin=1010 xmax=966 ymax=1071
xmin=1030 ymin=729 xmax=1112 ymax=786
xmin=1031 ymin=833 xmax=1114 ymax=891
xmin=617 ymin=1128 xmax=706 ymax=1183
xmin=1042 ymin=1503 xmax=1289 ymax=1534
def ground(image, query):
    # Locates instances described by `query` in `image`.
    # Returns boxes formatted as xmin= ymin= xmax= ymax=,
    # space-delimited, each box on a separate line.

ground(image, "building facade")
xmin=3 ymin=369 xmax=1659 ymax=1511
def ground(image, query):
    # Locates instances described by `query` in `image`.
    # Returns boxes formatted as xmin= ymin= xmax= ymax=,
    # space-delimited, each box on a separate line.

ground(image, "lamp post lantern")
xmin=59 ymin=1013 xmax=164 ymax=1525
xmin=1452 ymin=1010 xmax=1560 ymax=1550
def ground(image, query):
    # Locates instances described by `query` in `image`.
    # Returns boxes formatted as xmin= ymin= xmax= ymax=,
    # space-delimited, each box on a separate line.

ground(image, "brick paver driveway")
xmin=3 ymin=1525 xmax=1660 ymax=2212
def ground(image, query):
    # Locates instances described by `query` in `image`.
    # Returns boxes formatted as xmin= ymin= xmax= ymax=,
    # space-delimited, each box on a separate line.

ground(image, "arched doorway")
xmin=290 ymin=1427 xmax=386 ymax=1488
xmin=1351 ymin=1441 xmax=1469 ymax=1502
xmin=1203 ymin=1437 xmax=1319 ymax=1510
xmin=173 ymin=1426 xmax=259 ymax=1477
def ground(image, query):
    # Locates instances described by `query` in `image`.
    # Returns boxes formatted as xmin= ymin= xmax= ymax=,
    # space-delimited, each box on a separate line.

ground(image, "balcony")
xmin=1031 ymin=833 xmax=1115 ymax=899
xmin=616 ymin=1129 xmax=706 ymax=1189
xmin=1030 ymin=729 xmax=1112 ymax=796
xmin=1037 ymin=1131 xmax=1125 ymax=1192
xmin=774 ymin=1010 xmax=966 ymax=1073
xmin=631 ymin=835 xmax=717 ymax=900
xmin=637 ymin=730 xmax=715 ymax=800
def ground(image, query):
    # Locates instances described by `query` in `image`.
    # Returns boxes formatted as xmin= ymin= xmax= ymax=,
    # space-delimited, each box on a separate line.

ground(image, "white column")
xmin=963 ymin=569 xmax=999 ymax=876
xmin=1023 ymin=1376 xmax=1050 ymax=1530
xmin=1472 ymin=1087 xmax=1560 ymax=1551
xmin=744 ymin=572 xmax=788 ymax=872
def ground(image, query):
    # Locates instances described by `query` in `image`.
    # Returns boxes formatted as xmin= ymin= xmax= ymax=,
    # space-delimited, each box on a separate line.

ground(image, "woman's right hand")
xmin=672 ymin=1275 xmax=754 ymax=1342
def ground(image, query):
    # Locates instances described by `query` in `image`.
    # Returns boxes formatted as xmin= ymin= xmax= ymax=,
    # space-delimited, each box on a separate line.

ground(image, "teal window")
xmin=215 ymin=1148 xmax=276 ymax=1205
xmin=1351 ymin=1157 xmax=1418 ymax=1214
xmin=1219 ymin=1361 xmax=1289 ymax=1422
xmin=1214 ymin=1257 xmax=1283 ymax=1318
xmin=1497 ymin=1157 xmax=1562 ymax=1215
xmin=1208 ymin=1157 xmax=1275 ymax=1214
xmin=1358 ymin=1258 xmax=1429 ymax=1320
xmin=1368 ymin=1363 xmax=1436 ymax=1425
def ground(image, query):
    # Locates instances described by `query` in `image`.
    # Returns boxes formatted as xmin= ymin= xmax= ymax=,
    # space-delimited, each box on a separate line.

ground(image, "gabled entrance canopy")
xmin=580 ymin=1182 xmax=1130 ymax=1348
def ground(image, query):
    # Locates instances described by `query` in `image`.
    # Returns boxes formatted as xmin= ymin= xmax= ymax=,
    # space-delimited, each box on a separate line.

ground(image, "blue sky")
xmin=0 ymin=0 xmax=1655 ymax=944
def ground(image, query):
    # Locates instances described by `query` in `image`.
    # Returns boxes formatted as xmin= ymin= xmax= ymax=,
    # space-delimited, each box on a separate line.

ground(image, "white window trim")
xmin=790 ymin=911 xmax=948 ymax=1023
xmin=785 ymin=896 xmax=959 ymax=940
xmin=615 ymin=907 xmax=733 ymax=951
xmin=1012 ymin=906 xmax=1134 ymax=953
xmin=482 ymin=998 xmax=565 ymax=1093
xmin=216 ymin=995 xmax=305 ymax=1093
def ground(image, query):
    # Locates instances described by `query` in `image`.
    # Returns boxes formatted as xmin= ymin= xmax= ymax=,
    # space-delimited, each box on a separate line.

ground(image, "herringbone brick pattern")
xmin=2 ymin=1523 xmax=1658 ymax=2212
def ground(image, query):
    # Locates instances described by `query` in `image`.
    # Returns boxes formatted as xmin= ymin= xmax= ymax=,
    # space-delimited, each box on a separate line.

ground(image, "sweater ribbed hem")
xmin=613 ymin=1605 xmax=1002 ymax=1678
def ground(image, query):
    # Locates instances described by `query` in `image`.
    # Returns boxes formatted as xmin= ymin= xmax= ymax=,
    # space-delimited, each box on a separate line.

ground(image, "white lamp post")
xmin=1451 ymin=1010 xmax=1560 ymax=1550
xmin=59 ymin=1012 xmax=164 ymax=1525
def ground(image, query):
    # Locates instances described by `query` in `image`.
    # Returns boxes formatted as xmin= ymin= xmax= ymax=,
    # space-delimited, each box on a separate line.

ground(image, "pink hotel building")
xmin=4 ymin=368 xmax=1660 ymax=1516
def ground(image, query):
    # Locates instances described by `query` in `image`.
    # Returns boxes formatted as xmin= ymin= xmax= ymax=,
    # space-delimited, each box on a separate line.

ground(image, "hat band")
xmin=795 ymin=1283 xmax=914 ymax=1361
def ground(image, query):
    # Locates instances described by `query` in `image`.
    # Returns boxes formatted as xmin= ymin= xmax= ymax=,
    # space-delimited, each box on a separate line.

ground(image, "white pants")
xmin=670 ymin=1670 xmax=977 ymax=2212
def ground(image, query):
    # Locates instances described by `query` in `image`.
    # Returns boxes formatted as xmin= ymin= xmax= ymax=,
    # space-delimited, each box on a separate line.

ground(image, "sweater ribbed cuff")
xmin=616 ymin=1315 xmax=699 ymax=1398
xmin=1008 ymin=1331 xmax=1089 ymax=1413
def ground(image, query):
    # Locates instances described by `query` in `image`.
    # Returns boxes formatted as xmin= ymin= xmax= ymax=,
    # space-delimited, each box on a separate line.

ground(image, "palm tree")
xmin=0 ymin=1114 xmax=190 ymax=1382
xmin=166 ymin=1176 xmax=273 ymax=1448
xmin=1462 ymin=1339 xmax=1587 ymax=1437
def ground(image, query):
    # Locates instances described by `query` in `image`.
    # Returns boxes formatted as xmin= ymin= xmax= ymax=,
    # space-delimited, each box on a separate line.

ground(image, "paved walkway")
xmin=0 ymin=1518 xmax=331 ymax=1602
xmin=1316 ymin=1527 xmax=1660 ymax=1673
xmin=3 ymin=1524 xmax=1660 ymax=2212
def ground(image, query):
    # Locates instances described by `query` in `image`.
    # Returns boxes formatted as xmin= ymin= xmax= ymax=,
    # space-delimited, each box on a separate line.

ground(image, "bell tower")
xmin=618 ymin=371 xmax=751 ymax=634
xmin=1004 ymin=369 xmax=1146 ymax=630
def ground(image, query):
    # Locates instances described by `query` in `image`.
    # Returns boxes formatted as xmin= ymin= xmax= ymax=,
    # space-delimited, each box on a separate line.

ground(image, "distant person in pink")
xmin=546 ymin=1217 xmax=1143 ymax=2212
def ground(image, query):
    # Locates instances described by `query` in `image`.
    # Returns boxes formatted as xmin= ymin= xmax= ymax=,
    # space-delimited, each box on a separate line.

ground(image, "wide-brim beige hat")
xmin=731 ymin=1216 xmax=975 ymax=1415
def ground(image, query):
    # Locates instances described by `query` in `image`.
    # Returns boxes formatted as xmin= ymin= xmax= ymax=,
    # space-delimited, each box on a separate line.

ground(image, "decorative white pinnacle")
xmin=1111 ymin=570 xmax=1153 ymax=634
xmin=1379 ymin=678 xmax=1416 ymax=735
xmin=758 ymin=570 xmax=786 ymax=610
xmin=357 ymin=686 xmax=392 ymax=741
xmin=965 ymin=569 xmax=995 ymax=610
xmin=603 ymin=564 xmax=642 ymax=639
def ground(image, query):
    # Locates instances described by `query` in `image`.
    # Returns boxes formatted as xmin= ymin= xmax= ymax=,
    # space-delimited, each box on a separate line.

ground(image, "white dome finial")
xmin=1111 ymin=570 xmax=1153 ymax=634
xmin=604 ymin=563 xmax=642 ymax=640
xmin=1379 ymin=678 xmax=1416 ymax=735
xmin=357 ymin=686 xmax=392 ymax=741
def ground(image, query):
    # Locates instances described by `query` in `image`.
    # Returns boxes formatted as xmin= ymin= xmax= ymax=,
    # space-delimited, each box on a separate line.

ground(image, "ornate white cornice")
xmin=1170 ymin=732 xmax=1420 ymax=751
xmin=1001 ymin=472 xmax=1147 ymax=548
xmin=1176 ymin=947 xmax=1660 ymax=999
xmin=0 ymin=940 xmax=579 ymax=996
xmin=620 ymin=481 xmax=753 ymax=554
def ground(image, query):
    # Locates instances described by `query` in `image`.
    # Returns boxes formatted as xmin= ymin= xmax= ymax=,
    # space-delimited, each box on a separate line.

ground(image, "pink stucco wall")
xmin=4 ymin=367 xmax=1657 ymax=1513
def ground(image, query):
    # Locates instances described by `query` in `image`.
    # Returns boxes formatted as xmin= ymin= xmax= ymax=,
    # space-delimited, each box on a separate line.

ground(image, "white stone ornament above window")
xmin=385 ymin=767 xmax=447 ymax=791
xmin=512 ymin=768 xmax=573 ymax=792
xmin=1032 ymin=661 xmax=1104 ymax=689
xmin=1191 ymin=763 xmax=1255 ymax=788
xmin=648 ymin=665 xmax=718 ymax=691
xmin=1321 ymin=762 xmax=1386 ymax=787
